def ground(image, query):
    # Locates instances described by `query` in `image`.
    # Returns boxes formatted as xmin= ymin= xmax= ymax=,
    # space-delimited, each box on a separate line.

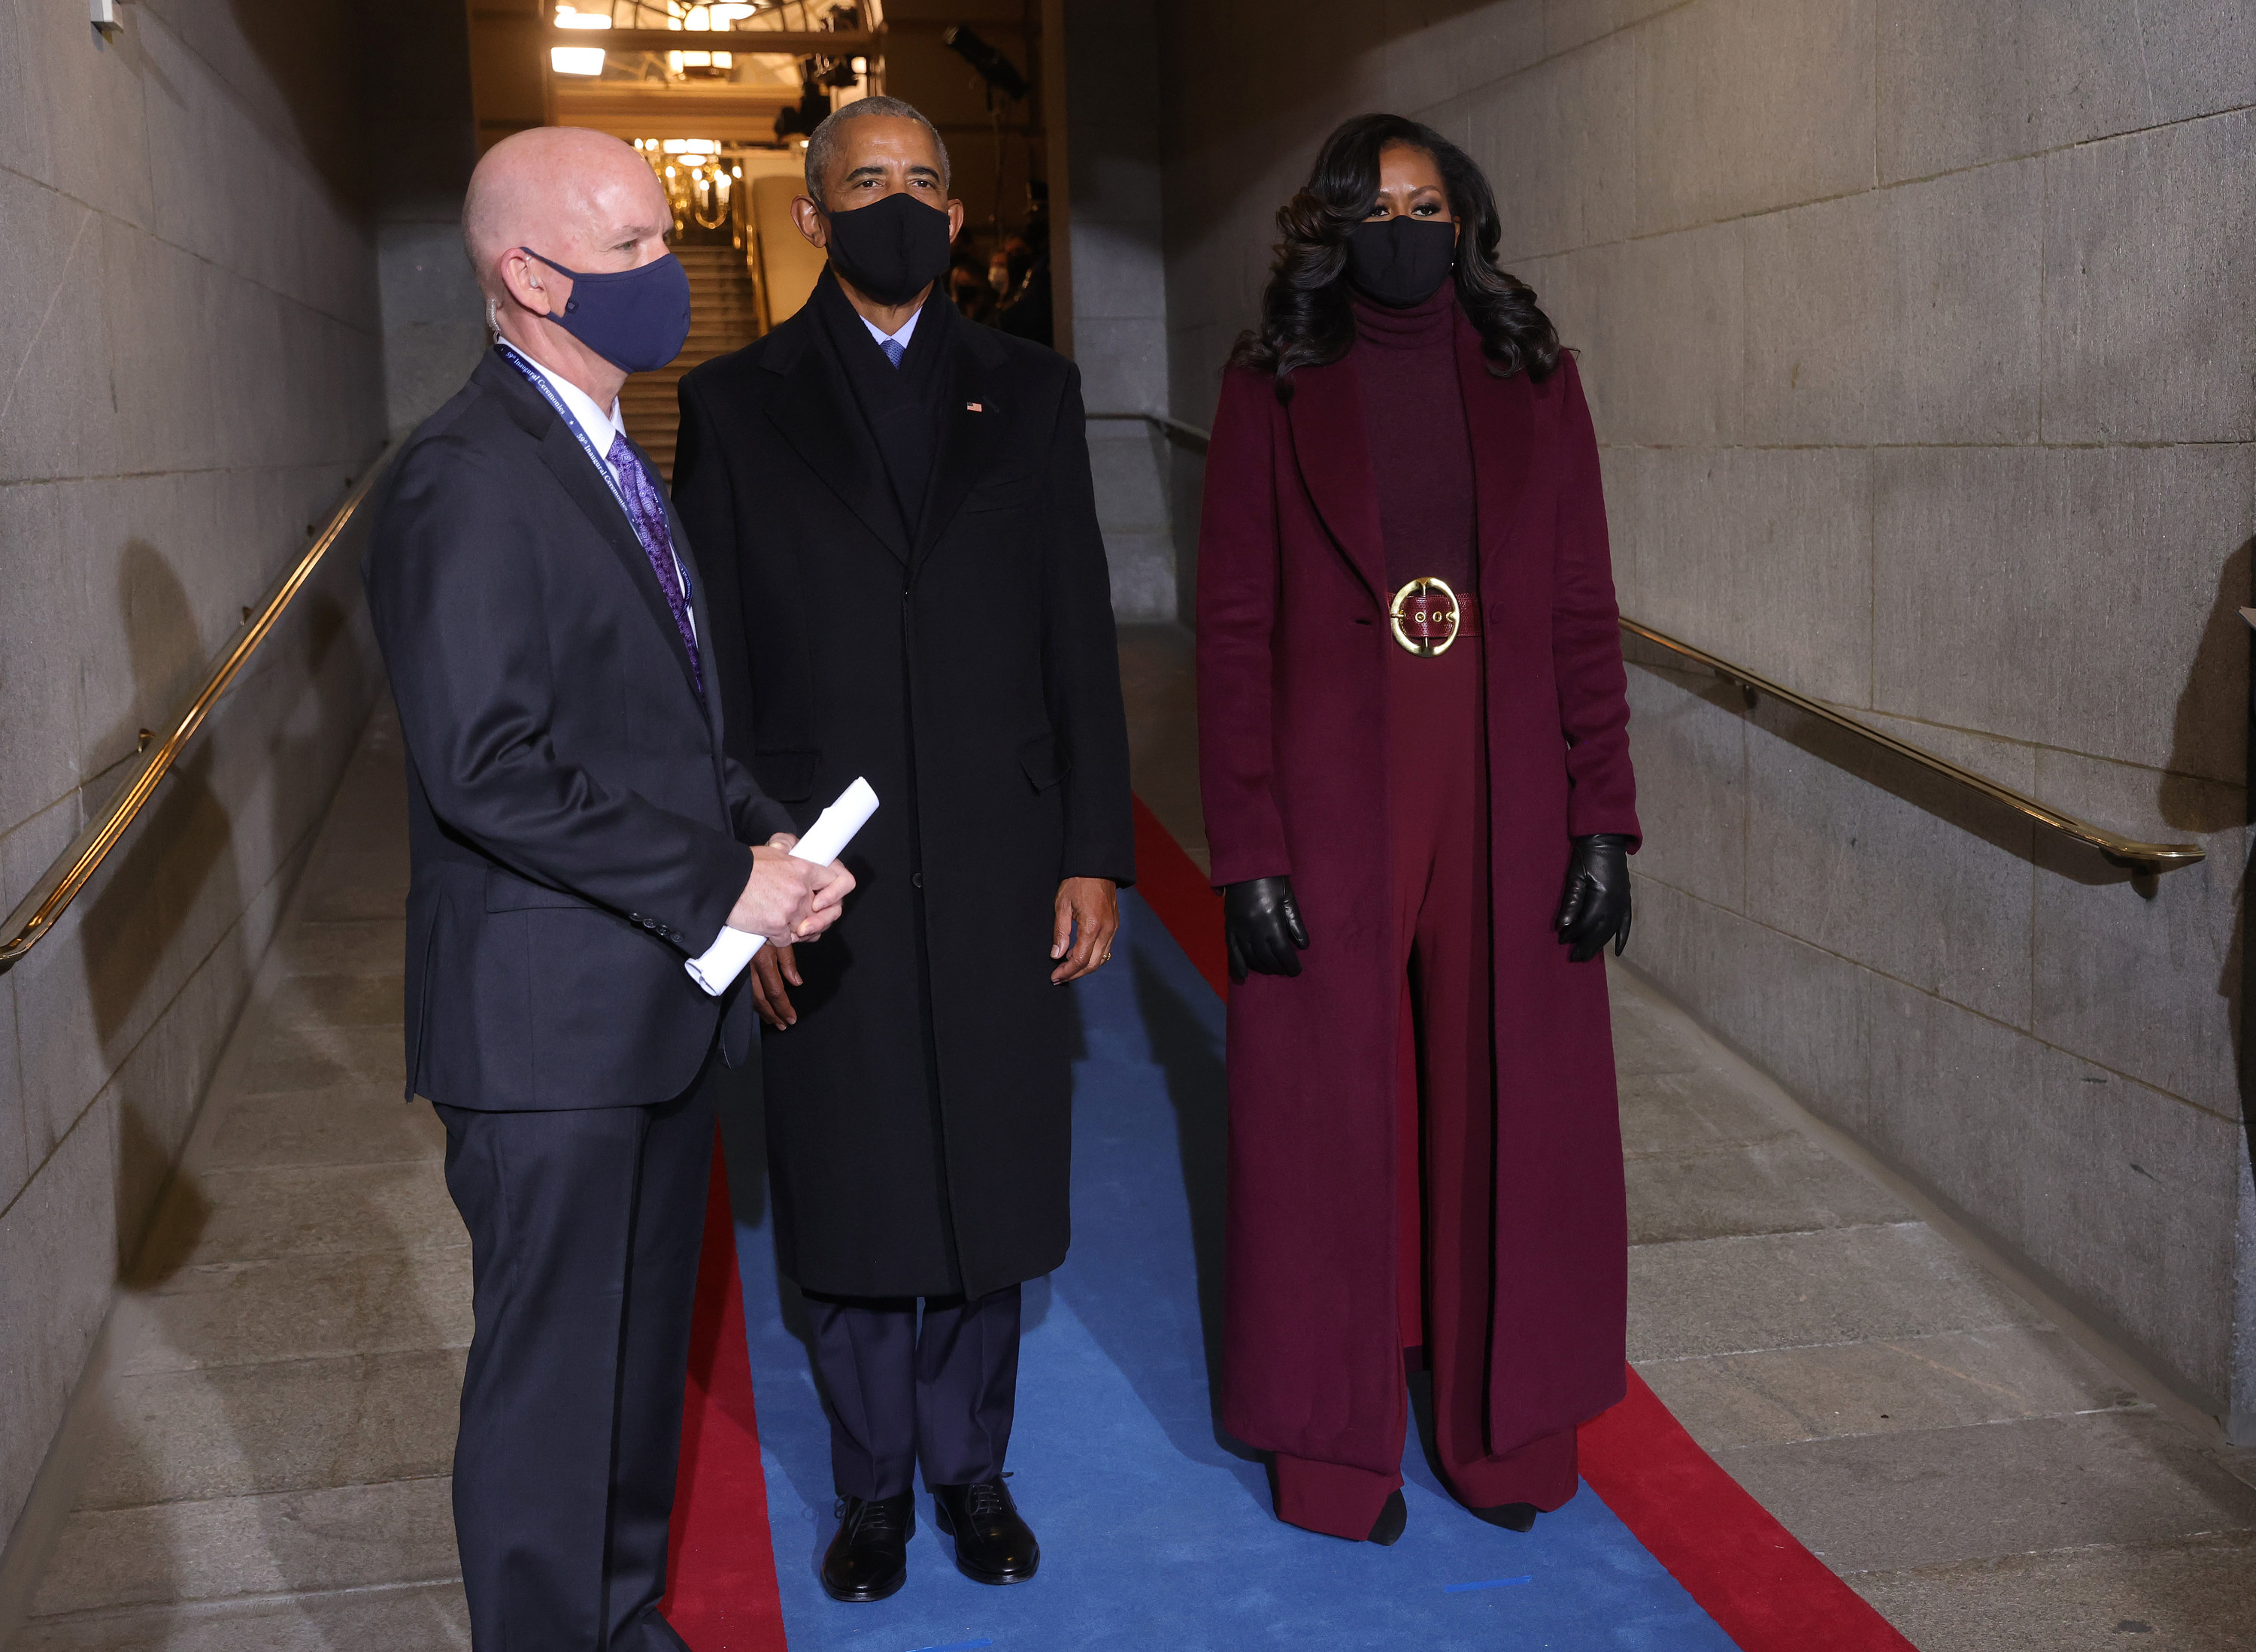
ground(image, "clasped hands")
xmin=1221 ymin=834 xmax=1633 ymax=983
xmin=727 ymin=835 xmax=855 ymax=947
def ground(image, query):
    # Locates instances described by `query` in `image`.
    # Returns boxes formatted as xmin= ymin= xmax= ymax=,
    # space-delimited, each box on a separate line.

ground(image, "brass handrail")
xmin=0 ymin=453 xmax=392 ymax=975
xmin=1086 ymin=410 xmax=1211 ymax=451
xmin=1621 ymin=617 xmax=2204 ymax=875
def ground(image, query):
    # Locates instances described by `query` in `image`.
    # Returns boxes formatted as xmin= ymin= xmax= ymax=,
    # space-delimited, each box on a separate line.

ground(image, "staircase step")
xmin=622 ymin=249 xmax=765 ymax=481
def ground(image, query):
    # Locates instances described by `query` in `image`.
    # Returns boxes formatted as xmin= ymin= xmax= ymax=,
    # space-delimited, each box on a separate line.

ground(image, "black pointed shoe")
xmin=1470 ymin=1501 xmax=1539 ymax=1533
xmin=1366 ymin=1489 xmax=1408 ymax=1545
xmin=931 ymin=1476 xmax=1041 ymax=1584
xmin=820 ymin=1492 xmax=914 ymax=1603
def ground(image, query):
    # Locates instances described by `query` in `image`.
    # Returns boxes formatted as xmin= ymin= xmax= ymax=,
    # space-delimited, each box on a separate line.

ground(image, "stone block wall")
xmin=1152 ymin=0 xmax=2256 ymax=1432
xmin=1060 ymin=0 xmax=1181 ymax=620
xmin=0 ymin=0 xmax=469 ymax=1566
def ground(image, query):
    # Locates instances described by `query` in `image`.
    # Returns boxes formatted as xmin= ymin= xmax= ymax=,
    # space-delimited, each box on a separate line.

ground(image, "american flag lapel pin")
xmin=966 ymin=402 xmax=984 ymax=412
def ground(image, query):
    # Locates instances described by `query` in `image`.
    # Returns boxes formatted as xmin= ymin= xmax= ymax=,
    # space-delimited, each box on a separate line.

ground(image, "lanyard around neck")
xmin=496 ymin=343 xmax=633 ymax=517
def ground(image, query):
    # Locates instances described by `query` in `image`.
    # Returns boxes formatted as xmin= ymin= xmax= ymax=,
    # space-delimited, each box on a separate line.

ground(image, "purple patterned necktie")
xmin=605 ymin=430 xmax=704 ymax=702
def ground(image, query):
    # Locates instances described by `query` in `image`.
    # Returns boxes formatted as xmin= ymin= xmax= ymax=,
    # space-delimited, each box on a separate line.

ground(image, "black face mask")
xmin=823 ymin=191 xmax=955 ymax=307
xmin=1345 ymin=217 xmax=1457 ymax=308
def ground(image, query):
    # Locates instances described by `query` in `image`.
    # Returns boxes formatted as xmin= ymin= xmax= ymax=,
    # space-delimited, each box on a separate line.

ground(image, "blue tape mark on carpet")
xmin=1446 ymin=1576 xmax=1535 ymax=1593
xmin=726 ymin=893 xmax=1739 ymax=1651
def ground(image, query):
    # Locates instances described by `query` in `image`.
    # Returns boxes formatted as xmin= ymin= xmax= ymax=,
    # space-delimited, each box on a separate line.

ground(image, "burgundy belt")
xmin=1387 ymin=577 xmax=1479 ymax=656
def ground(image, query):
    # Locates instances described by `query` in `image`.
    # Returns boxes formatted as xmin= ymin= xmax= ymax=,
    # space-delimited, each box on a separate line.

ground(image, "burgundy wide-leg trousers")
xmin=1271 ymin=634 xmax=1580 ymax=1541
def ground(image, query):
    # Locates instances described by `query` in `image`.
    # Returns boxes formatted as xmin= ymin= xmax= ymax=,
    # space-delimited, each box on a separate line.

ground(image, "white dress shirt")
xmin=502 ymin=341 xmax=694 ymax=641
xmin=861 ymin=307 xmax=921 ymax=357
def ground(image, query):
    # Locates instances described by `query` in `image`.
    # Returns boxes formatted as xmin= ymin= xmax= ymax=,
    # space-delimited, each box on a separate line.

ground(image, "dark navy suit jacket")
xmin=364 ymin=347 xmax=794 ymax=1111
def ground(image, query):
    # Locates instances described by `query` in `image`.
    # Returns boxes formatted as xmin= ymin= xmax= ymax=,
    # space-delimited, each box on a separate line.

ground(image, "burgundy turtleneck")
xmin=1351 ymin=283 xmax=1478 ymax=597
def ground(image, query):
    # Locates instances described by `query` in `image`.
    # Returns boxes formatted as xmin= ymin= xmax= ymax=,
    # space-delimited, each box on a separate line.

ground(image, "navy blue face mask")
xmin=520 ymin=247 xmax=693 ymax=373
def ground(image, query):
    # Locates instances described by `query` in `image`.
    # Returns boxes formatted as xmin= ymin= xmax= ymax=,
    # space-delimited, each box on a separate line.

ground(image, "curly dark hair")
xmin=1231 ymin=113 xmax=1560 ymax=397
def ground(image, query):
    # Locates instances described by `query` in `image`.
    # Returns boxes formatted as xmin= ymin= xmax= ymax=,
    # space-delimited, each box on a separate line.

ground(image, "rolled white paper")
xmin=685 ymin=777 xmax=879 ymax=996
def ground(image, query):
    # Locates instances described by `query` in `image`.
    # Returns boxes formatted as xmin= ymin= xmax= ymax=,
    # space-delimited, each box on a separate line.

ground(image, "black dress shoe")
xmin=1470 ymin=1501 xmax=1539 ymax=1532
xmin=821 ymin=1493 xmax=914 ymax=1603
xmin=931 ymin=1477 xmax=1041 ymax=1584
xmin=1368 ymin=1489 xmax=1408 ymax=1546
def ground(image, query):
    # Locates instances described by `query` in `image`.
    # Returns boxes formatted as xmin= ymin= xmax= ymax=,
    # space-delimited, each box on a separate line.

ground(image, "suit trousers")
xmin=435 ymin=1053 xmax=717 ymax=1652
xmin=801 ymin=1284 xmax=1023 ymax=1501
xmin=1272 ymin=636 xmax=1579 ymax=1540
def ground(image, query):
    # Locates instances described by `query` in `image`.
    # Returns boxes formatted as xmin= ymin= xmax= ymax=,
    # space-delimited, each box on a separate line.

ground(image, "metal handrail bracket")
xmin=1621 ymin=617 xmax=2203 ymax=875
xmin=0 ymin=454 xmax=393 ymax=974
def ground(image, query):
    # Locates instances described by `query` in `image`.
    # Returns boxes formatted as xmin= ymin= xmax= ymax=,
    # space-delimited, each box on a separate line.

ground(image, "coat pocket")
xmin=484 ymin=867 xmax=587 ymax=913
xmin=754 ymin=747 xmax=819 ymax=802
xmin=1017 ymin=732 xmax=1070 ymax=791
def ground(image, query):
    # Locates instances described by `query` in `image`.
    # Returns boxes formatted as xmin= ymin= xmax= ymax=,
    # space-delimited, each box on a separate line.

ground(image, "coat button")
xmin=912 ymin=871 xmax=924 ymax=889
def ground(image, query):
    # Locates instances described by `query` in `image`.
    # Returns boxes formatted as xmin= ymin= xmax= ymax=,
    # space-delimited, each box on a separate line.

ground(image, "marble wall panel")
xmin=1606 ymin=445 xmax=1873 ymax=708
xmin=1627 ymin=879 xmax=1877 ymax=1140
xmin=2029 ymin=750 xmax=2244 ymax=1123
xmin=0 ymin=978 xmax=23 ymax=1215
xmin=1623 ymin=662 xmax=1747 ymax=911
xmin=1872 ymin=444 xmax=2256 ymax=775
xmin=1867 ymin=975 xmax=2240 ymax=1403
xmin=1741 ymin=706 xmax=2036 ymax=1026
xmin=1087 ymin=425 xmax=1171 ymax=529
xmin=2133 ymin=0 xmax=2256 ymax=126
xmin=1579 ymin=222 xmax=1743 ymax=447
xmin=1875 ymin=0 xmax=2152 ymax=180
xmin=1381 ymin=0 xmax=1547 ymax=111
xmin=0 ymin=1099 xmax=118 ymax=1544
xmin=0 ymin=4 xmax=154 ymax=229
xmin=1742 ymin=159 xmax=2044 ymax=447
xmin=103 ymin=225 xmax=223 ymax=483
xmin=1632 ymin=0 xmax=1875 ymax=237
xmin=2042 ymin=111 xmax=2256 ymax=446
xmin=1543 ymin=0 xmax=1684 ymax=56
xmin=1868 ymin=445 xmax=2054 ymax=747
xmin=1074 ymin=319 xmax=1170 ymax=420
xmin=374 ymin=223 xmax=486 ymax=438
xmin=1066 ymin=223 xmax=1167 ymax=325
xmin=0 ymin=175 xmax=113 ymax=488
xmin=0 ymin=484 xmax=84 ymax=840
xmin=1474 ymin=26 xmax=1638 ymax=259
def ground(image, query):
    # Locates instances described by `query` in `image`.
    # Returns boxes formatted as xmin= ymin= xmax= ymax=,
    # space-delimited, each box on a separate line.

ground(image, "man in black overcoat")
xmin=363 ymin=129 xmax=854 ymax=1648
xmin=672 ymin=98 xmax=1134 ymax=1602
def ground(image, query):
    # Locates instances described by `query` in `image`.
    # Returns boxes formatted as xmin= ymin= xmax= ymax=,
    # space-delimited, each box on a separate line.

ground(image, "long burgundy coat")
xmin=1196 ymin=317 xmax=1640 ymax=1479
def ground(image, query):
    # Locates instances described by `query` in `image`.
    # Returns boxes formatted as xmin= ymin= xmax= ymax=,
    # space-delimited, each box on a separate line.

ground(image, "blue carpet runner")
xmin=722 ymin=892 xmax=1741 ymax=1650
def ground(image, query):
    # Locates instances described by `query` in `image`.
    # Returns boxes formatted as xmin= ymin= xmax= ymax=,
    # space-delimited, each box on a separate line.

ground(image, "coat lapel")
xmin=913 ymin=317 xmax=1008 ymax=573
xmin=530 ymin=414 xmax=706 ymax=712
xmin=654 ymin=464 xmax=729 ymax=747
xmin=1454 ymin=310 xmax=1536 ymax=577
xmin=755 ymin=320 xmax=913 ymax=565
xmin=1283 ymin=354 xmax=1388 ymax=605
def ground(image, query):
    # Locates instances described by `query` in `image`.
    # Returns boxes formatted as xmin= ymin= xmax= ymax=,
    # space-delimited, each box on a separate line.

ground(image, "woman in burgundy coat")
xmin=1196 ymin=114 xmax=1640 ymax=1546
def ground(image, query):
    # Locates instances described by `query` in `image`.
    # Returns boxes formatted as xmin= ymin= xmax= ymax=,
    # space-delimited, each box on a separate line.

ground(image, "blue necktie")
xmin=605 ymin=430 xmax=704 ymax=702
xmin=882 ymin=337 xmax=905 ymax=369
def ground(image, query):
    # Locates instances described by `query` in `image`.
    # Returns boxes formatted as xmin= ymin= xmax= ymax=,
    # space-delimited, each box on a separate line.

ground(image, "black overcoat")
xmin=672 ymin=283 xmax=1134 ymax=1302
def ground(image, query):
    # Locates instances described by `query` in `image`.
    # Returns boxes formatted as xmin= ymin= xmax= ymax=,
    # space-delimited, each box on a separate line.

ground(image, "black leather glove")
xmin=1555 ymin=833 xmax=1633 ymax=963
xmin=1223 ymin=875 xmax=1309 ymax=983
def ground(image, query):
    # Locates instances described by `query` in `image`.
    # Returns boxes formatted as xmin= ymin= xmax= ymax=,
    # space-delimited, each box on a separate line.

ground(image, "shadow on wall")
xmin=74 ymin=524 xmax=371 ymax=1279
xmin=2162 ymin=538 xmax=2254 ymax=834
xmin=1151 ymin=0 xmax=1502 ymax=250
xmin=223 ymin=0 xmax=371 ymax=208
xmin=2164 ymin=538 xmax=2256 ymax=1178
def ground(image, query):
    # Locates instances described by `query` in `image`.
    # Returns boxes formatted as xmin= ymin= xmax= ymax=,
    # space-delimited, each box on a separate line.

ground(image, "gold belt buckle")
xmin=1389 ymin=575 xmax=1461 ymax=657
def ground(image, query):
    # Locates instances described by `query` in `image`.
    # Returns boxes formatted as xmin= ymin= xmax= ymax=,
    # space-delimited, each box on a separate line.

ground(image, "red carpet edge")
xmin=663 ymin=1145 xmax=791 ymax=1650
xmin=1126 ymin=794 xmax=1918 ymax=1652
